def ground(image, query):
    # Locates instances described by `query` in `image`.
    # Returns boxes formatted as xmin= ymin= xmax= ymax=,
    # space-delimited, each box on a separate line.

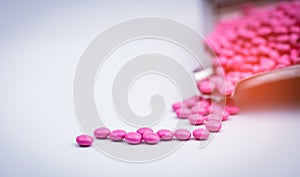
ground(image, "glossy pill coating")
xmin=109 ymin=129 xmax=126 ymax=141
xmin=137 ymin=127 xmax=153 ymax=135
xmin=198 ymin=80 xmax=214 ymax=94
xmin=225 ymin=105 xmax=240 ymax=115
xmin=172 ymin=102 xmax=186 ymax=111
xmin=143 ymin=132 xmax=160 ymax=144
xmin=94 ymin=127 xmax=111 ymax=139
xmin=125 ymin=132 xmax=142 ymax=145
xmin=188 ymin=114 xmax=205 ymax=125
xmin=192 ymin=128 xmax=210 ymax=140
xmin=205 ymin=120 xmax=222 ymax=132
xmin=175 ymin=107 xmax=192 ymax=119
xmin=156 ymin=129 xmax=174 ymax=140
xmin=174 ymin=129 xmax=191 ymax=141
xmin=76 ymin=135 xmax=94 ymax=147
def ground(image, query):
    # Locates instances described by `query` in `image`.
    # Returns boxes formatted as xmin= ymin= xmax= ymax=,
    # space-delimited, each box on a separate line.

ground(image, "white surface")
xmin=1 ymin=1 xmax=300 ymax=177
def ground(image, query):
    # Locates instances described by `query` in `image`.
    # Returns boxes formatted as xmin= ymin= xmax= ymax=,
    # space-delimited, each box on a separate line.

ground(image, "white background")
xmin=1 ymin=0 xmax=300 ymax=177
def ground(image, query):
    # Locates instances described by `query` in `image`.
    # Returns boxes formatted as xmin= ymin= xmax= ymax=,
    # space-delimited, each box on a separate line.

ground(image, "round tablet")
xmin=137 ymin=127 xmax=153 ymax=135
xmin=76 ymin=134 xmax=94 ymax=147
xmin=143 ymin=132 xmax=160 ymax=144
xmin=157 ymin=129 xmax=174 ymax=141
xmin=125 ymin=132 xmax=142 ymax=145
xmin=174 ymin=129 xmax=191 ymax=141
xmin=94 ymin=127 xmax=110 ymax=139
xmin=188 ymin=114 xmax=205 ymax=125
xmin=205 ymin=120 xmax=222 ymax=132
xmin=192 ymin=128 xmax=210 ymax=140
xmin=110 ymin=129 xmax=126 ymax=141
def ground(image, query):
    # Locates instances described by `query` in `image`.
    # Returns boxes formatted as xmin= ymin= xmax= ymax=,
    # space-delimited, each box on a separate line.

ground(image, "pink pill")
xmin=183 ymin=99 xmax=196 ymax=108
xmin=172 ymin=102 xmax=186 ymax=111
xmin=276 ymin=44 xmax=291 ymax=52
xmin=175 ymin=107 xmax=192 ymax=119
xmin=225 ymin=105 xmax=240 ymax=115
xmin=257 ymin=27 xmax=272 ymax=36
xmin=174 ymin=129 xmax=191 ymax=141
xmin=190 ymin=106 xmax=209 ymax=115
xmin=276 ymin=35 xmax=290 ymax=42
xmin=290 ymin=26 xmax=300 ymax=33
xmin=125 ymin=132 xmax=142 ymax=145
xmin=109 ymin=129 xmax=126 ymax=141
xmin=192 ymin=128 xmax=210 ymax=140
xmin=143 ymin=132 xmax=160 ymax=144
xmin=205 ymin=120 xmax=222 ymax=132
xmin=137 ymin=127 xmax=153 ymax=135
xmin=252 ymin=37 xmax=267 ymax=45
xmin=157 ymin=129 xmax=174 ymax=140
xmin=94 ymin=127 xmax=111 ymax=139
xmin=188 ymin=114 xmax=205 ymax=125
xmin=198 ymin=80 xmax=214 ymax=94
xmin=76 ymin=134 xmax=94 ymax=147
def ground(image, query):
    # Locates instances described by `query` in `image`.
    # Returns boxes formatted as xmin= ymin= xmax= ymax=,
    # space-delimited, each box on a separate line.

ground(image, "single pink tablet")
xmin=192 ymin=128 xmax=210 ymax=140
xmin=157 ymin=129 xmax=174 ymax=140
xmin=143 ymin=132 xmax=160 ymax=144
xmin=225 ymin=105 xmax=240 ymax=115
xmin=125 ymin=132 xmax=142 ymax=145
xmin=109 ymin=129 xmax=126 ymax=141
xmin=188 ymin=114 xmax=205 ymax=125
xmin=175 ymin=107 xmax=192 ymax=119
xmin=76 ymin=135 xmax=94 ymax=147
xmin=174 ymin=129 xmax=191 ymax=141
xmin=205 ymin=120 xmax=222 ymax=132
xmin=94 ymin=127 xmax=110 ymax=139
xmin=137 ymin=127 xmax=153 ymax=135
xmin=172 ymin=102 xmax=186 ymax=111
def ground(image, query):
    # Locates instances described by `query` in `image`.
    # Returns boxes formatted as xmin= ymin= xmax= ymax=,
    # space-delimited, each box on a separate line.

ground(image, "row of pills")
xmin=200 ymin=1 xmax=300 ymax=96
xmin=76 ymin=127 xmax=210 ymax=147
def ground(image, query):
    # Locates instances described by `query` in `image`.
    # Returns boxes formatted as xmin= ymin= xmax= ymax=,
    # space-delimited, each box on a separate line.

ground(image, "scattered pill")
xmin=205 ymin=120 xmax=222 ymax=132
xmin=137 ymin=127 xmax=153 ymax=135
xmin=192 ymin=128 xmax=210 ymax=140
xmin=188 ymin=114 xmax=205 ymax=125
xmin=125 ymin=132 xmax=142 ymax=145
xmin=157 ymin=129 xmax=174 ymax=140
xmin=143 ymin=132 xmax=160 ymax=144
xmin=110 ymin=129 xmax=126 ymax=141
xmin=76 ymin=135 xmax=94 ymax=147
xmin=94 ymin=127 xmax=110 ymax=139
xmin=176 ymin=107 xmax=192 ymax=119
xmin=174 ymin=129 xmax=191 ymax=141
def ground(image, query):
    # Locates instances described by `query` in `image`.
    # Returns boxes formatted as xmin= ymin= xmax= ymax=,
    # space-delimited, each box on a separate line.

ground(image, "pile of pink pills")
xmin=200 ymin=1 xmax=300 ymax=96
xmin=75 ymin=2 xmax=299 ymax=148
xmin=76 ymin=127 xmax=211 ymax=147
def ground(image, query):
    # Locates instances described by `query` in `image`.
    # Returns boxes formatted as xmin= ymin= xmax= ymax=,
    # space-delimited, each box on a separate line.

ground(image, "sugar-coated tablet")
xmin=137 ymin=127 xmax=153 ymax=135
xmin=192 ymin=128 xmax=210 ymax=140
xmin=172 ymin=102 xmax=186 ymax=111
xmin=110 ymin=129 xmax=126 ymax=141
xmin=205 ymin=120 xmax=222 ymax=132
xmin=188 ymin=114 xmax=205 ymax=125
xmin=225 ymin=105 xmax=240 ymax=115
xmin=94 ymin=127 xmax=110 ymax=139
xmin=143 ymin=132 xmax=160 ymax=144
xmin=76 ymin=134 xmax=94 ymax=147
xmin=157 ymin=129 xmax=174 ymax=140
xmin=125 ymin=132 xmax=142 ymax=145
xmin=175 ymin=107 xmax=192 ymax=119
xmin=174 ymin=129 xmax=191 ymax=141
